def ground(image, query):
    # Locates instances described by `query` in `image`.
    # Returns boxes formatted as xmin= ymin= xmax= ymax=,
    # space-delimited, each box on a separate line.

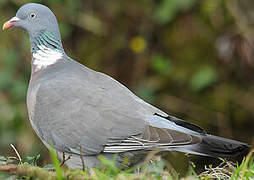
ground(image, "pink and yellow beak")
xmin=3 ymin=17 xmax=20 ymax=30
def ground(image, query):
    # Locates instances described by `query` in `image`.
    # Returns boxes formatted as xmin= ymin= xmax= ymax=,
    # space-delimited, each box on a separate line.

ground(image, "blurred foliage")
xmin=0 ymin=0 xmax=254 ymax=177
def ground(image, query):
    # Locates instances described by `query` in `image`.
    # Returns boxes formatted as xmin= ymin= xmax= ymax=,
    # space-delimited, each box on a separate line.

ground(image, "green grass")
xmin=0 ymin=150 xmax=253 ymax=180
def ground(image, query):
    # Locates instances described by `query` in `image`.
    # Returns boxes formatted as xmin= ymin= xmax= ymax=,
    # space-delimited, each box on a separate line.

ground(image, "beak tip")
xmin=2 ymin=21 xmax=11 ymax=31
xmin=2 ymin=22 xmax=7 ymax=31
xmin=2 ymin=17 xmax=20 ymax=31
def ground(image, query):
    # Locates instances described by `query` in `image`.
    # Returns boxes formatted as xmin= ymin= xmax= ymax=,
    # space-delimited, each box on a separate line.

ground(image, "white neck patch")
xmin=32 ymin=45 xmax=63 ymax=71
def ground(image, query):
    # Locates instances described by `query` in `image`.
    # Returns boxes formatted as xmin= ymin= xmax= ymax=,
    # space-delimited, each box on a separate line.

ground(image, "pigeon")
xmin=3 ymin=3 xmax=250 ymax=169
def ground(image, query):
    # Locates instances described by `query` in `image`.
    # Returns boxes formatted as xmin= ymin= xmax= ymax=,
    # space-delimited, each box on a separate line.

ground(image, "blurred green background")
xmin=0 ymin=0 xmax=253 ymax=174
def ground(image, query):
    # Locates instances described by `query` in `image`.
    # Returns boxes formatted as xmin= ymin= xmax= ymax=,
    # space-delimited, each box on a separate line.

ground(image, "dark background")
xmin=0 ymin=0 xmax=253 ymax=175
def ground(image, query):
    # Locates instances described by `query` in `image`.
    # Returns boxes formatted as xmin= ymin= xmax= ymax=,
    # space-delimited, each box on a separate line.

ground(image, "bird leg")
xmin=59 ymin=147 xmax=71 ymax=167
xmin=79 ymin=145 xmax=85 ymax=171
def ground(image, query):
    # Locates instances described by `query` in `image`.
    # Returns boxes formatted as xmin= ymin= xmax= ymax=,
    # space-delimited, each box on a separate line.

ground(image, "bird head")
xmin=3 ymin=3 xmax=61 ymax=40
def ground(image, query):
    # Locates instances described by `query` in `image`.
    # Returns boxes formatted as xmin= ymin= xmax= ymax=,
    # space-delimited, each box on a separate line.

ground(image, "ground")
xmin=0 ymin=148 xmax=253 ymax=180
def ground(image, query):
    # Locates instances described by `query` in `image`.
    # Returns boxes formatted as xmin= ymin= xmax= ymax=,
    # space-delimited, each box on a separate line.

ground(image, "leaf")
xmin=151 ymin=54 xmax=172 ymax=75
xmin=49 ymin=147 xmax=64 ymax=180
xmin=0 ymin=156 xmax=7 ymax=166
xmin=154 ymin=0 xmax=196 ymax=24
xmin=98 ymin=155 xmax=120 ymax=174
xmin=21 ymin=154 xmax=40 ymax=166
xmin=190 ymin=66 xmax=217 ymax=91
xmin=43 ymin=164 xmax=54 ymax=170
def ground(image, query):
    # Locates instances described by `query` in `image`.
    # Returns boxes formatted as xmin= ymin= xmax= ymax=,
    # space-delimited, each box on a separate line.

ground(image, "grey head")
xmin=3 ymin=3 xmax=64 ymax=53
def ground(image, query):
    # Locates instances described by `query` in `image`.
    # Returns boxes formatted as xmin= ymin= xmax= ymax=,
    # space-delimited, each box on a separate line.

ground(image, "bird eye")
xmin=29 ymin=13 xmax=36 ymax=18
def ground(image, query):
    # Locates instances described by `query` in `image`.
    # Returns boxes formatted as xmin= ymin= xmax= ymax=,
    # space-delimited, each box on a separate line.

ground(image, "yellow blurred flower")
xmin=129 ymin=36 xmax=147 ymax=53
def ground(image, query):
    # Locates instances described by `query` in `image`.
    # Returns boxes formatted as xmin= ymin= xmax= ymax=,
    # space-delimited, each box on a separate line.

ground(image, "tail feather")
xmin=173 ymin=134 xmax=250 ymax=160
xmin=151 ymin=114 xmax=250 ymax=160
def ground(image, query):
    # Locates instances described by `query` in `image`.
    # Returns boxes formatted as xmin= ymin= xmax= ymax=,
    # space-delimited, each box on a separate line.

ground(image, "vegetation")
xmin=0 ymin=150 xmax=254 ymax=179
xmin=0 ymin=0 xmax=253 ymax=179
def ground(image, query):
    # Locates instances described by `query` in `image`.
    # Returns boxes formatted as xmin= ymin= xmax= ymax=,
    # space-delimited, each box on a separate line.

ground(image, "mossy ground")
xmin=0 ymin=150 xmax=253 ymax=180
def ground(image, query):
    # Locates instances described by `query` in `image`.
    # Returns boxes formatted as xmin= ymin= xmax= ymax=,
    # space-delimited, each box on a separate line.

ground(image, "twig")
xmin=8 ymin=156 xmax=20 ymax=161
xmin=199 ymin=159 xmax=235 ymax=179
xmin=61 ymin=147 xmax=65 ymax=165
xmin=79 ymin=145 xmax=85 ymax=171
xmin=60 ymin=147 xmax=66 ymax=167
xmin=60 ymin=153 xmax=71 ymax=167
xmin=10 ymin=144 xmax=22 ymax=162
xmin=0 ymin=164 xmax=17 ymax=173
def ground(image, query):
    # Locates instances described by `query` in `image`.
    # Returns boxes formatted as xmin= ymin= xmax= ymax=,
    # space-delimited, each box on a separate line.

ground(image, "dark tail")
xmin=174 ymin=134 xmax=250 ymax=160
xmin=155 ymin=114 xmax=250 ymax=160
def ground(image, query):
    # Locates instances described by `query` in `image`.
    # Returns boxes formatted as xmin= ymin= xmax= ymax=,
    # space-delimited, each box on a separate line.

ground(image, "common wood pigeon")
xmin=3 ymin=3 xmax=250 ymax=169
